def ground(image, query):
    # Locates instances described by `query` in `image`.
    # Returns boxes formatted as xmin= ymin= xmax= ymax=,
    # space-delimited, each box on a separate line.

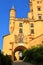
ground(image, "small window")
xmin=30 ymin=2 xmax=32 ymax=6
xmin=31 ymin=9 xmax=33 ymax=12
xmin=39 ymin=16 xmax=41 ymax=19
xmin=42 ymin=41 xmax=43 ymax=43
xmin=38 ymin=14 xmax=42 ymax=20
xmin=19 ymin=29 xmax=23 ymax=33
xmin=19 ymin=23 xmax=22 ymax=27
xmin=37 ymin=1 xmax=42 ymax=4
xmin=31 ymin=29 xmax=34 ymax=34
xmin=37 ymin=1 xmax=39 ymax=4
xmin=31 ymin=23 xmax=34 ymax=27
xmin=37 ymin=7 xmax=41 ymax=11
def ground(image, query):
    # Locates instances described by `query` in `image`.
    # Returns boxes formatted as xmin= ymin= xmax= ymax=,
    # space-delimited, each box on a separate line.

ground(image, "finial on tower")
xmin=11 ymin=4 xmax=16 ymax=11
xmin=12 ymin=5 xmax=14 ymax=9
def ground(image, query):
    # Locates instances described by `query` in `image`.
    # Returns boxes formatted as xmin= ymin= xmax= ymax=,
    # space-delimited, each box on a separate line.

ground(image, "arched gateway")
xmin=12 ymin=46 xmax=27 ymax=61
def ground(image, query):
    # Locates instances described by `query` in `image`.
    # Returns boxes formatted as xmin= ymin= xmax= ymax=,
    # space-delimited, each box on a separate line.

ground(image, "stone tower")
xmin=9 ymin=5 xmax=16 ymax=34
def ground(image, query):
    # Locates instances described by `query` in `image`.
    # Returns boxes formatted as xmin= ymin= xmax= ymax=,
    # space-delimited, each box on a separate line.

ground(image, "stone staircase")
xmin=12 ymin=61 xmax=33 ymax=65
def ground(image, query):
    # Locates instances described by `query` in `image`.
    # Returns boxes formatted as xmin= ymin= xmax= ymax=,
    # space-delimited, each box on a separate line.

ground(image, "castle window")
xmin=31 ymin=9 xmax=33 ymax=12
xmin=38 ymin=14 xmax=42 ymax=20
xmin=37 ymin=1 xmax=42 ymax=4
xmin=42 ymin=41 xmax=43 ymax=44
xmin=19 ymin=23 xmax=22 ymax=27
xmin=19 ymin=29 xmax=23 ymax=33
xmin=37 ymin=7 xmax=41 ymax=11
xmin=31 ymin=29 xmax=34 ymax=34
xmin=37 ymin=1 xmax=39 ymax=4
xmin=30 ymin=2 xmax=32 ymax=6
xmin=31 ymin=23 xmax=34 ymax=27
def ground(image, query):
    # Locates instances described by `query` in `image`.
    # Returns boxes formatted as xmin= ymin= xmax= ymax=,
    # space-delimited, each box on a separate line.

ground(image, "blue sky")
xmin=0 ymin=0 xmax=30 ymax=50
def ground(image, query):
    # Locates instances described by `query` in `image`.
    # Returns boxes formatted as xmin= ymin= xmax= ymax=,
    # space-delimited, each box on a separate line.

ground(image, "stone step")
xmin=12 ymin=61 xmax=33 ymax=65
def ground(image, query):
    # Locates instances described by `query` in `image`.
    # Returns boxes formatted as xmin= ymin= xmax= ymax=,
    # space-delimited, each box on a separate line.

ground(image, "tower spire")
xmin=12 ymin=5 xmax=14 ymax=9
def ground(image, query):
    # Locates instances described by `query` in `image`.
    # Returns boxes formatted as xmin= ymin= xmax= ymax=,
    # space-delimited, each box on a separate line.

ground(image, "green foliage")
xmin=0 ymin=50 xmax=12 ymax=65
xmin=23 ymin=49 xmax=29 ymax=56
xmin=4 ymin=55 xmax=12 ymax=65
xmin=23 ymin=45 xmax=43 ymax=65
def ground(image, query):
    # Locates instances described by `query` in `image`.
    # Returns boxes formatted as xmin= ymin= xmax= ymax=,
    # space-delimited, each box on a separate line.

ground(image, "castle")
xmin=3 ymin=0 xmax=43 ymax=61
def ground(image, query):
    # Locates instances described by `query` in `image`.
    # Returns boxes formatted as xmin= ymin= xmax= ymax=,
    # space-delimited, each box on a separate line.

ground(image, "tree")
xmin=23 ymin=45 xmax=43 ymax=65
xmin=4 ymin=55 xmax=12 ymax=65
xmin=0 ymin=50 xmax=12 ymax=65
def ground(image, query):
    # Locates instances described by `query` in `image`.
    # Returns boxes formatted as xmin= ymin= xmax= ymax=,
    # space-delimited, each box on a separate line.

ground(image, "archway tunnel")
xmin=13 ymin=46 xmax=27 ymax=61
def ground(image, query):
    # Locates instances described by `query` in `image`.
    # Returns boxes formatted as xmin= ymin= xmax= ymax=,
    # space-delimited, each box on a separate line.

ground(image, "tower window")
xmin=19 ymin=29 xmax=23 ymax=33
xmin=31 ymin=9 xmax=33 ymax=12
xmin=31 ymin=23 xmax=34 ymax=27
xmin=37 ymin=1 xmax=39 ymax=4
xmin=37 ymin=7 xmax=41 ymax=11
xmin=37 ymin=1 xmax=42 ymax=4
xmin=42 ymin=41 xmax=43 ymax=43
xmin=19 ymin=23 xmax=22 ymax=27
xmin=31 ymin=29 xmax=34 ymax=34
xmin=38 ymin=14 xmax=42 ymax=20
xmin=30 ymin=2 xmax=32 ymax=6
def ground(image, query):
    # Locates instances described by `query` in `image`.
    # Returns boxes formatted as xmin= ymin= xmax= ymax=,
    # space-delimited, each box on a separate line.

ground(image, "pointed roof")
xmin=11 ymin=5 xmax=16 ymax=11
xmin=12 ymin=5 xmax=14 ymax=9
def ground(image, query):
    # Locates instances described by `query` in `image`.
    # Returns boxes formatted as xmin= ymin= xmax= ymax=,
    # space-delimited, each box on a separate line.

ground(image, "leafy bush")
xmin=23 ymin=45 xmax=43 ymax=64
xmin=0 ymin=50 xmax=12 ymax=65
